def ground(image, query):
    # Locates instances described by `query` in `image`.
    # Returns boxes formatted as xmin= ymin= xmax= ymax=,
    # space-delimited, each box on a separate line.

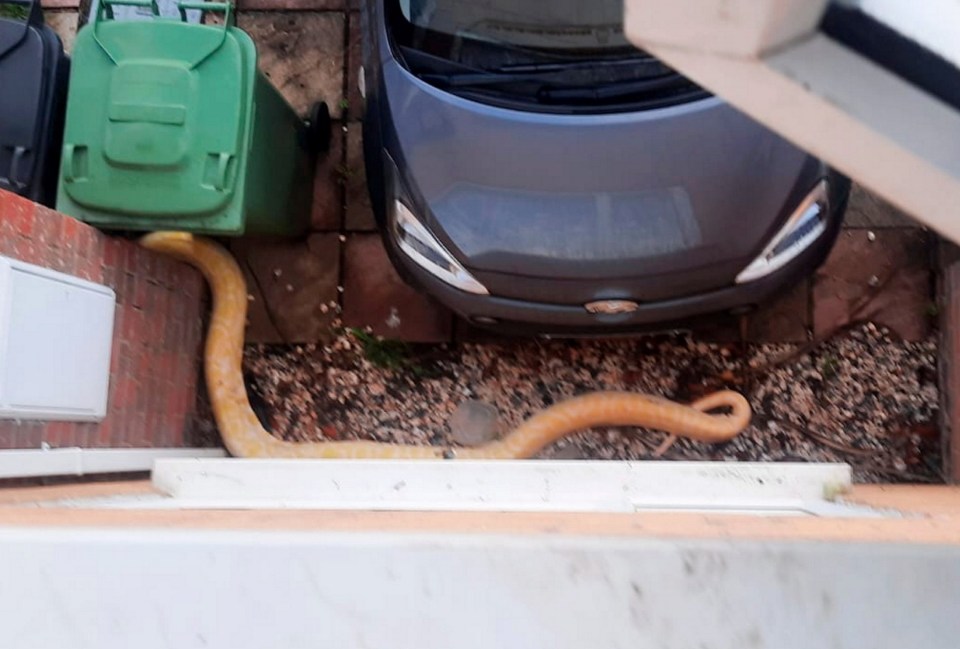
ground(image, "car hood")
xmin=381 ymin=62 xmax=820 ymax=299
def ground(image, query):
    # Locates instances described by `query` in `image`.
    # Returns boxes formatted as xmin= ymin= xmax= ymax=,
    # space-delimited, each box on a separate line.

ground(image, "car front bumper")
xmin=381 ymin=201 xmax=844 ymax=337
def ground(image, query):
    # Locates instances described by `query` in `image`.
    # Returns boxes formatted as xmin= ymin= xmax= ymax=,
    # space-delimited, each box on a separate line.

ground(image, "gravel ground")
xmin=241 ymin=323 xmax=941 ymax=483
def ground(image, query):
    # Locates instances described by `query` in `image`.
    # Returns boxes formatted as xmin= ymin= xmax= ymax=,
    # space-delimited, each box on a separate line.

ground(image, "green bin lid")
xmin=62 ymin=9 xmax=252 ymax=218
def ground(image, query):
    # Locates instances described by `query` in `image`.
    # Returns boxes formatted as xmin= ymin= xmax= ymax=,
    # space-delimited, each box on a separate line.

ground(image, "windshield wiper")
xmin=495 ymin=55 xmax=661 ymax=74
xmin=536 ymin=75 xmax=703 ymax=103
xmin=417 ymin=52 xmax=677 ymax=91
xmin=417 ymin=69 xmax=566 ymax=88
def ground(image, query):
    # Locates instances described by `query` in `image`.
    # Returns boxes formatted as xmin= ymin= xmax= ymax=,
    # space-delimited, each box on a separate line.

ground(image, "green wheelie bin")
xmin=56 ymin=0 xmax=330 ymax=236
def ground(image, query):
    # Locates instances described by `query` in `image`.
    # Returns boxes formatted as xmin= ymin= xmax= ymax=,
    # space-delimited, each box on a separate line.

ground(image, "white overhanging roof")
xmin=623 ymin=0 xmax=960 ymax=244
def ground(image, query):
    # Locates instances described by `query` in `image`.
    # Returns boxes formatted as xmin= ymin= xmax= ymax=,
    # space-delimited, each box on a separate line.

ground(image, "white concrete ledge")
xmin=152 ymin=459 xmax=858 ymax=515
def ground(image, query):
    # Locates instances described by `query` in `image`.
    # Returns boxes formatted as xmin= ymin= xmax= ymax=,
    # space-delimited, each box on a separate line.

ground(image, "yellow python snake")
xmin=140 ymin=232 xmax=752 ymax=459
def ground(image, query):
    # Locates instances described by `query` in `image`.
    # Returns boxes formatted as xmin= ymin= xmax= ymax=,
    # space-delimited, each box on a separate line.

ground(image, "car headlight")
xmin=735 ymin=180 xmax=831 ymax=284
xmin=389 ymin=199 xmax=489 ymax=295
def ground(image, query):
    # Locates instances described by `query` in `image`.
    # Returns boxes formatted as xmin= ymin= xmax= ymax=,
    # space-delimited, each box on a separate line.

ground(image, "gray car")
xmin=360 ymin=0 xmax=850 ymax=335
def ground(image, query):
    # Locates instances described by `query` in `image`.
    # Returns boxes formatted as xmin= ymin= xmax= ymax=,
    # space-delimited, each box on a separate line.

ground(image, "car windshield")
xmin=389 ymin=0 xmax=708 ymax=111
xmin=395 ymin=0 xmax=637 ymax=59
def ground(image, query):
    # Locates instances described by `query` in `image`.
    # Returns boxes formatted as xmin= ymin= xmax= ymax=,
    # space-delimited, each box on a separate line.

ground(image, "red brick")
xmin=174 ymin=389 xmax=191 ymax=426
xmin=112 ymin=376 xmax=138 ymax=411
xmin=15 ymin=422 xmax=46 ymax=449
xmin=0 ymin=193 xmax=35 ymax=238
xmin=11 ymin=237 xmax=40 ymax=264
xmin=97 ymin=418 xmax=114 ymax=446
xmin=0 ymin=422 xmax=17 ymax=449
xmin=59 ymin=214 xmax=80 ymax=241
xmin=133 ymin=278 xmax=149 ymax=310
xmin=120 ymin=240 xmax=138 ymax=274
xmin=145 ymin=411 xmax=163 ymax=446
xmin=130 ymin=412 xmax=148 ymax=446
xmin=155 ymin=257 xmax=177 ymax=290
xmin=112 ymin=405 xmax=132 ymax=446
xmin=136 ymin=248 xmax=156 ymax=278
xmin=74 ymin=423 xmax=99 ymax=449
xmin=102 ymin=235 xmax=123 ymax=269
xmin=136 ymin=345 xmax=153 ymax=384
xmin=43 ymin=422 xmax=72 ymax=447
xmin=32 ymin=206 xmax=60 ymax=248
xmin=73 ymin=227 xmax=102 ymax=281
xmin=100 ymin=263 xmax=118 ymax=290
xmin=123 ymin=272 xmax=140 ymax=308
xmin=120 ymin=307 xmax=138 ymax=342
xmin=50 ymin=236 xmax=76 ymax=272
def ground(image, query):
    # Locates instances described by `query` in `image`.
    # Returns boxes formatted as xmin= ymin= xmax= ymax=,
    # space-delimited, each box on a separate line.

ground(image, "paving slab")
xmin=312 ymin=123 xmax=346 ymax=231
xmin=746 ymin=278 xmax=811 ymax=343
xmin=239 ymin=11 xmax=345 ymax=118
xmin=45 ymin=9 xmax=78 ymax=54
xmin=345 ymin=11 xmax=364 ymax=122
xmin=231 ymin=234 xmax=340 ymax=343
xmin=845 ymin=183 xmax=919 ymax=229
xmin=813 ymin=229 xmax=933 ymax=341
xmin=938 ymin=242 xmax=960 ymax=482
xmin=342 ymin=234 xmax=453 ymax=342
xmin=344 ymin=125 xmax=377 ymax=231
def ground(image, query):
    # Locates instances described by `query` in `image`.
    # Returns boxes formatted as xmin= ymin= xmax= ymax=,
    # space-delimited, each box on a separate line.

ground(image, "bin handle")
xmin=63 ymin=144 xmax=89 ymax=183
xmin=213 ymin=152 xmax=232 ymax=191
xmin=177 ymin=1 xmax=234 ymax=26
xmin=95 ymin=0 xmax=160 ymax=22
xmin=2 ymin=146 xmax=28 ymax=190
xmin=175 ymin=1 xmax=235 ymax=68
xmin=91 ymin=0 xmax=234 ymax=68
xmin=91 ymin=0 xmax=160 ymax=64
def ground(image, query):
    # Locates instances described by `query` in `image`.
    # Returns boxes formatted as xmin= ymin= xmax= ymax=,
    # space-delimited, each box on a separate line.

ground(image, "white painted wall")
xmin=855 ymin=0 xmax=960 ymax=67
xmin=0 ymin=527 xmax=957 ymax=649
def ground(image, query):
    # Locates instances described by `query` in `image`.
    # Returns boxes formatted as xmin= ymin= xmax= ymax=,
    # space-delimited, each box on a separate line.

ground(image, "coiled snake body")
xmin=140 ymin=232 xmax=751 ymax=459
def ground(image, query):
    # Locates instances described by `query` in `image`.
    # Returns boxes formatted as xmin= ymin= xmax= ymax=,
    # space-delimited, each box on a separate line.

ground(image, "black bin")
xmin=0 ymin=0 xmax=69 ymax=206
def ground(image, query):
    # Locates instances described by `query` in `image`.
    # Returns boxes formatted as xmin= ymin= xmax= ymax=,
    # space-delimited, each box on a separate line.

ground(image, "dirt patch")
xmin=242 ymin=322 xmax=941 ymax=483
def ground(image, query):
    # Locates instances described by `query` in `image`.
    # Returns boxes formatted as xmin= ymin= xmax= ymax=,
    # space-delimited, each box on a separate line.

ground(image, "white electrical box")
xmin=0 ymin=257 xmax=116 ymax=421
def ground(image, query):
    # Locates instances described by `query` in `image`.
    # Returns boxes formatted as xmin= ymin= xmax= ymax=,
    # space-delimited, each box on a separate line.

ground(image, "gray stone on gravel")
xmin=449 ymin=400 xmax=500 ymax=447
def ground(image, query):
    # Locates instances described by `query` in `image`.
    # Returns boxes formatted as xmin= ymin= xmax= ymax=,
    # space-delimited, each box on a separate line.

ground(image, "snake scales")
xmin=140 ymin=232 xmax=751 ymax=459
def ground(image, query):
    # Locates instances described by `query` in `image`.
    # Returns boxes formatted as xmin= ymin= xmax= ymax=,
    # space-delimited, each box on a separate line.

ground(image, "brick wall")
xmin=0 ymin=189 xmax=206 ymax=449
